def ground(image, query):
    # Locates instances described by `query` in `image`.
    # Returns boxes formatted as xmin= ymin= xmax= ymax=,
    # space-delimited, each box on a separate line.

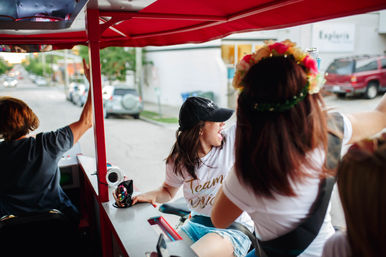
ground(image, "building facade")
xmin=143 ymin=10 xmax=386 ymax=108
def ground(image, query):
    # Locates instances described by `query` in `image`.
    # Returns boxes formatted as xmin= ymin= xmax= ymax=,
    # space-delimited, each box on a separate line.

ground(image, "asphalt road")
xmin=2 ymin=75 xmax=385 ymax=229
xmin=1 ymin=77 xmax=176 ymax=192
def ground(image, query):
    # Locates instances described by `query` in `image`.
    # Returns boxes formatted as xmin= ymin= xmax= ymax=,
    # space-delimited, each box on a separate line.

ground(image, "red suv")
xmin=323 ymin=55 xmax=386 ymax=99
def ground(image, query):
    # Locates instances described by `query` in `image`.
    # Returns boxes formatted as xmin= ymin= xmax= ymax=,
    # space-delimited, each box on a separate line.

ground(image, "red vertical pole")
xmin=86 ymin=8 xmax=112 ymax=257
xmin=86 ymin=8 xmax=108 ymax=203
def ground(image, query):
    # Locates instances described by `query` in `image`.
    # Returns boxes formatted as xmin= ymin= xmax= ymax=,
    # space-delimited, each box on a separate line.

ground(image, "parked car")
xmin=29 ymin=73 xmax=37 ymax=82
xmin=65 ymin=83 xmax=77 ymax=102
xmin=72 ymin=83 xmax=89 ymax=107
xmin=34 ymin=76 xmax=48 ymax=86
xmin=65 ymin=77 xmax=88 ymax=103
xmin=3 ymin=76 xmax=18 ymax=87
xmin=102 ymin=84 xmax=143 ymax=119
xmin=323 ymin=55 xmax=386 ymax=99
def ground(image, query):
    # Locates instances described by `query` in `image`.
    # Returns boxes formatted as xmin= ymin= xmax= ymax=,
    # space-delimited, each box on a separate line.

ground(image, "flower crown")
xmin=233 ymin=39 xmax=325 ymax=112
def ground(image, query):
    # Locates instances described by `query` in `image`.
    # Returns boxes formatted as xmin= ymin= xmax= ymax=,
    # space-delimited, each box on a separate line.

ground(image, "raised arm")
xmin=69 ymin=59 xmax=93 ymax=144
xmin=131 ymin=182 xmax=180 ymax=206
xmin=346 ymin=93 xmax=386 ymax=144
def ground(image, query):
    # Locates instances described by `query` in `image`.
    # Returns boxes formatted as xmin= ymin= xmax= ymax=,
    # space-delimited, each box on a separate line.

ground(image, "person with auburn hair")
xmin=0 ymin=59 xmax=92 ymax=224
xmin=129 ymin=96 xmax=253 ymax=257
xmin=0 ymin=97 xmax=40 ymax=141
xmin=211 ymin=40 xmax=386 ymax=257
xmin=322 ymin=133 xmax=386 ymax=257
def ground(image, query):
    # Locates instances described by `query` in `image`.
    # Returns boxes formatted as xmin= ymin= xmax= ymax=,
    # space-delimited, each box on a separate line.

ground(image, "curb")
xmin=139 ymin=116 xmax=178 ymax=130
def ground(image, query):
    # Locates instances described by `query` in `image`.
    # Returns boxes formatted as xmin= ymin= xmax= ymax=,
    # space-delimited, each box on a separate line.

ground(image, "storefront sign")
xmin=312 ymin=23 xmax=355 ymax=52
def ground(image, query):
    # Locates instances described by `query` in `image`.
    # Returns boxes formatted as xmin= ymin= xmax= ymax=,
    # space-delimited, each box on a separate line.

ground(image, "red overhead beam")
xmin=1 ymin=0 xmax=386 ymax=49
xmin=99 ymin=17 xmax=131 ymax=38
xmin=98 ymin=0 xmax=301 ymax=42
xmin=227 ymin=0 xmax=302 ymax=21
xmin=129 ymin=0 xmax=301 ymax=40
xmin=99 ymin=11 xmax=227 ymax=22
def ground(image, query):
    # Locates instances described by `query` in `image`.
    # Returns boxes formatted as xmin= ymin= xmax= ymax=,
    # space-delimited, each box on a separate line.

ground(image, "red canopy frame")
xmin=1 ymin=2 xmax=386 ymax=256
xmin=1 ymin=0 xmax=385 ymax=49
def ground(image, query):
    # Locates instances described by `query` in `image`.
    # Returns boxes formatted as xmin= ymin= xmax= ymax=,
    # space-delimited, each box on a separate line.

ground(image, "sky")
xmin=0 ymin=52 xmax=28 ymax=64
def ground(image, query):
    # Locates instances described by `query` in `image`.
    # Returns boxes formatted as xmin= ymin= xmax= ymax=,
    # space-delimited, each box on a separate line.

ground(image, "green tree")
xmin=0 ymin=58 xmax=12 ymax=75
xmin=22 ymin=55 xmax=52 ymax=76
xmin=78 ymin=46 xmax=136 ymax=81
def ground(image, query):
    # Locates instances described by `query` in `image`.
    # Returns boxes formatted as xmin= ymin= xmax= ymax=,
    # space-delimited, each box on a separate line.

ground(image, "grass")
xmin=141 ymin=110 xmax=178 ymax=124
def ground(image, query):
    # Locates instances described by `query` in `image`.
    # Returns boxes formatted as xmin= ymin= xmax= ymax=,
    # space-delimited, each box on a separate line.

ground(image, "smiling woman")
xmin=127 ymin=97 xmax=255 ymax=257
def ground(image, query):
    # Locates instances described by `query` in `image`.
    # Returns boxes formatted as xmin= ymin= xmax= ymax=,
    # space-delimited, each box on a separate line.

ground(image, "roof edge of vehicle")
xmin=332 ymin=54 xmax=385 ymax=62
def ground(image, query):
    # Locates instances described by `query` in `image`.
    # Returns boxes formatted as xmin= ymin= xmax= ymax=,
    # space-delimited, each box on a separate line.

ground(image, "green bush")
xmin=23 ymin=56 xmax=52 ymax=76
xmin=0 ymin=58 xmax=12 ymax=75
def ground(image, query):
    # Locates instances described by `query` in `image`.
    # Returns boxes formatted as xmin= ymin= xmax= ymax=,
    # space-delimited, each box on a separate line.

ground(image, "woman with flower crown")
xmin=211 ymin=40 xmax=386 ymax=257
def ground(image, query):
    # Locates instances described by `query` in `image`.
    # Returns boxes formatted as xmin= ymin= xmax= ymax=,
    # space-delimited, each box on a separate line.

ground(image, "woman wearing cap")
xmin=210 ymin=40 xmax=386 ymax=257
xmin=131 ymin=96 xmax=253 ymax=257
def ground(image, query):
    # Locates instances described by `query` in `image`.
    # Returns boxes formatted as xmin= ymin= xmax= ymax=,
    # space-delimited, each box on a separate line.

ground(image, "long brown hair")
xmin=235 ymin=56 xmax=329 ymax=198
xmin=0 ymin=96 xmax=39 ymax=141
xmin=166 ymin=121 xmax=205 ymax=179
xmin=337 ymin=135 xmax=386 ymax=257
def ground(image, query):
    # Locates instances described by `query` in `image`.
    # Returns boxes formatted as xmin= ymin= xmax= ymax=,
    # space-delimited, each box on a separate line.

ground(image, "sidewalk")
xmin=141 ymin=101 xmax=180 ymax=130
xmin=143 ymin=101 xmax=180 ymax=118
xmin=141 ymin=100 xmax=237 ymax=129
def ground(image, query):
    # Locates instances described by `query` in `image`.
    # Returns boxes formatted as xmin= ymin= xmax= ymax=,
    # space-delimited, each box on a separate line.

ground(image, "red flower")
xmin=303 ymin=55 xmax=318 ymax=73
xmin=269 ymin=42 xmax=289 ymax=54
xmin=241 ymin=54 xmax=253 ymax=64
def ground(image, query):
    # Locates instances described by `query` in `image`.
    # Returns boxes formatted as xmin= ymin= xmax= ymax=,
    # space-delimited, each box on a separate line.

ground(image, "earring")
xmin=199 ymin=130 xmax=203 ymax=136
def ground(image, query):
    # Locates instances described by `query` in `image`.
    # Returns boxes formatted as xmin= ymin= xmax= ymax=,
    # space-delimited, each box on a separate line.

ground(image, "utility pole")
xmin=42 ymin=52 xmax=46 ymax=78
xmin=135 ymin=48 xmax=143 ymax=99
xmin=64 ymin=49 xmax=69 ymax=87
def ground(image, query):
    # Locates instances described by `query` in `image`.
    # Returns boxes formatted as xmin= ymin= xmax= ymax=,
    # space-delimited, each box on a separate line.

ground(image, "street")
xmin=1 ymin=76 xmax=385 ymax=229
xmin=0 ymin=76 xmax=176 ymax=193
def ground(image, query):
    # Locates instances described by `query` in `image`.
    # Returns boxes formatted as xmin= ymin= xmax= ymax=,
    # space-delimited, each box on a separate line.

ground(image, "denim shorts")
xmin=181 ymin=220 xmax=251 ymax=257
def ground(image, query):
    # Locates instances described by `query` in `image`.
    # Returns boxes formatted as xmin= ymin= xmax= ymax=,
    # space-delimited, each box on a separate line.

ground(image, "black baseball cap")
xmin=178 ymin=97 xmax=234 ymax=131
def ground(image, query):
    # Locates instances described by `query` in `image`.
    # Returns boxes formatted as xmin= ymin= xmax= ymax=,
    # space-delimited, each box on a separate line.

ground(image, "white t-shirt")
xmin=165 ymin=124 xmax=254 ymax=231
xmin=322 ymin=231 xmax=350 ymax=257
xmin=222 ymin=113 xmax=352 ymax=257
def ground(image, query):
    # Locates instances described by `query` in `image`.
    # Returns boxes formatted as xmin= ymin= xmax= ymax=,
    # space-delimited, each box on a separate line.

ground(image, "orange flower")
xmin=252 ymin=46 xmax=271 ymax=63
xmin=290 ymin=47 xmax=307 ymax=62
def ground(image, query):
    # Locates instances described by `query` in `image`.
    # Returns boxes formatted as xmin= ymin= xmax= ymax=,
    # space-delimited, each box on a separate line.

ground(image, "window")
xmin=236 ymin=44 xmax=252 ymax=63
xmin=326 ymin=60 xmax=354 ymax=75
xmin=114 ymin=88 xmax=137 ymax=96
xmin=221 ymin=45 xmax=235 ymax=65
xmin=221 ymin=44 xmax=252 ymax=65
xmin=355 ymin=60 xmax=378 ymax=72
xmin=381 ymin=58 xmax=386 ymax=69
